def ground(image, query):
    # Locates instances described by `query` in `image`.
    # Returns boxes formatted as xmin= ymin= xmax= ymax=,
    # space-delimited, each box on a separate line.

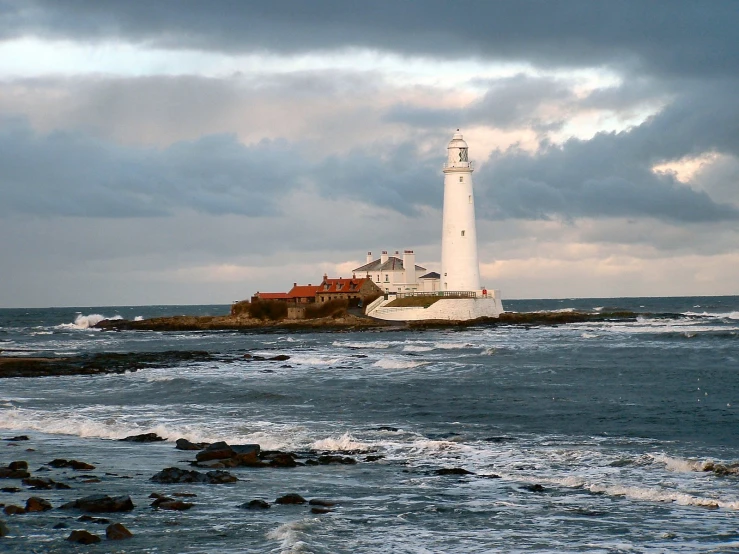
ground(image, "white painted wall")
xmin=440 ymin=132 xmax=481 ymax=292
xmin=367 ymin=292 xmax=504 ymax=321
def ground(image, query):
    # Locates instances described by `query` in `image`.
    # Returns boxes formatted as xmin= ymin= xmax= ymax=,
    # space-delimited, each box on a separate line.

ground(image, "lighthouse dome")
xmin=447 ymin=131 xmax=468 ymax=149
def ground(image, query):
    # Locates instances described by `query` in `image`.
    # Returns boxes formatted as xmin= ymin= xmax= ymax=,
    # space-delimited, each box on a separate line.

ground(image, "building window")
xmin=385 ymin=274 xmax=389 ymax=282
xmin=461 ymin=230 xmax=465 ymax=236
xmin=459 ymin=176 xmax=463 ymax=182
xmin=469 ymin=195 xmax=472 ymax=204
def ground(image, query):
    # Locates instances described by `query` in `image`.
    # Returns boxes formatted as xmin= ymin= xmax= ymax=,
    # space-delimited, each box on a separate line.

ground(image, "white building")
xmin=366 ymin=131 xmax=504 ymax=321
xmin=353 ymin=250 xmax=440 ymax=294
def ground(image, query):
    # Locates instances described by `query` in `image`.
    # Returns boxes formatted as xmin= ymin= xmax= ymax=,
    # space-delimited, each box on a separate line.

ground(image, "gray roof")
xmin=353 ymin=256 xmax=426 ymax=273
xmin=419 ymin=271 xmax=440 ymax=279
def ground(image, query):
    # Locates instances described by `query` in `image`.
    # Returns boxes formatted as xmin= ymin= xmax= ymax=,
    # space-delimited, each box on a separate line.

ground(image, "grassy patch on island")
xmin=385 ymin=296 xmax=442 ymax=308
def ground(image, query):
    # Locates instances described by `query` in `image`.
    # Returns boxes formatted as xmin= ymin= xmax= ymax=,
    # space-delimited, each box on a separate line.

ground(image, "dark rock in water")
xmin=269 ymin=354 xmax=291 ymax=361
xmin=3 ymin=505 xmax=26 ymax=515
xmin=483 ymin=436 xmax=515 ymax=443
xmin=53 ymin=522 xmax=69 ymax=529
xmin=305 ymin=459 xmax=319 ymax=466
xmin=275 ymin=493 xmax=306 ymax=505
xmin=267 ymin=453 xmax=298 ymax=468
xmin=172 ymin=492 xmax=197 ymax=498
xmin=1 ymin=487 xmax=21 ymax=493
xmin=25 ymin=497 xmax=52 ymax=512
xmin=196 ymin=441 xmax=235 ymax=462
xmin=120 ymin=432 xmax=166 ymax=443
xmin=374 ymin=426 xmax=399 ymax=432
xmin=66 ymin=530 xmax=101 ymax=544
xmin=311 ymin=507 xmax=332 ymax=514
xmin=47 ymin=458 xmax=94 ymax=470
xmin=3 ymin=436 xmax=29 ymax=441
xmin=240 ymin=499 xmax=270 ymax=510
xmin=150 ymin=467 xmax=237 ymax=484
xmin=22 ymin=477 xmax=71 ymax=490
xmin=308 ymin=499 xmax=335 ymax=507
xmin=435 ymin=468 xmax=474 ymax=476
xmin=78 ymin=515 xmax=110 ymax=524
xmin=175 ymin=438 xmax=209 ymax=451
xmin=0 ymin=467 xmax=30 ymax=479
xmin=60 ymin=494 xmax=135 ymax=513
xmin=8 ymin=461 xmax=27 ymax=471
xmin=479 ymin=473 xmax=502 ymax=479
xmin=317 ymin=455 xmax=357 ymax=465
xmin=106 ymin=522 xmax=133 ymax=540
xmin=231 ymin=444 xmax=261 ymax=464
xmin=522 ymin=484 xmax=546 ymax=493
xmin=81 ymin=478 xmax=100 ymax=484
xmin=703 ymin=462 xmax=739 ymax=476
xmin=151 ymin=496 xmax=193 ymax=510
xmin=0 ymin=520 xmax=9 ymax=537
xmin=364 ymin=455 xmax=384 ymax=462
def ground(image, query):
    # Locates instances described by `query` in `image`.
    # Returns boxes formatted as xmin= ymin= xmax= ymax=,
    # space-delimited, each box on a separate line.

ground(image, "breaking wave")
xmin=372 ymin=358 xmax=428 ymax=369
xmin=58 ymin=313 xmax=122 ymax=330
xmin=311 ymin=432 xmax=369 ymax=452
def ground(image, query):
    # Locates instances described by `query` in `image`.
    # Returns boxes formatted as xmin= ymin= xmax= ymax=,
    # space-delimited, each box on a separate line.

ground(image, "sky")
xmin=1 ymin=0 xmax=738 ymax=308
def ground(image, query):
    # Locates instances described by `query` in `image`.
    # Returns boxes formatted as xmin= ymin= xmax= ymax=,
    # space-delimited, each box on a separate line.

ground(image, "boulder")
xmin=3 ymin=505 xmax=25 ymax=515
xmin=78 ymin=515 xmax=110 ymax=524
xmin=522 ymin=484 xmax=545 ymax=493
xmin=240 ymin=499 xmax=270 ymax=510
xmin=317 ymin=455 xmax=357 ymax=465
xmin=205 ymin=470 xmax=238 ymax=484
xmin=308 ymin=499 xmax=335 ymax=507
xmin=175 ymin=438 xmax=209 ymax=451
xmin=66 ymin=530 xmax=101 ymax=544
xmin=119 ymin=432 xmax=166 ymax=443
xmin=22 ymin=477 xmax=70 ymax=490
xmin=48 ymin=459 xmax=95 ymax=470
xmin=60 ymin=494 xmax=135 ymax=513
xmin=0 ymin=487 xmax=20 ymax=493
xmin=268 ymin=453 xmax=298 ymax=468
xmin=231 ymin=444 xmax=260 ymax=465
xmin=275 ymin=493 xmax=306 ymax=505
xmin=196 ymin=441 xmax=235 ymax=462
xmin=310 ymin=507 xmax=332 ymax=514
xmin=155 ymin=500 xmax=193 ymax=511
xmin=0 ymin=520 xmax=9 ymax=537
xmin=53 ymin=522 xmax=68 ymax=529
xmin=435 ymin=468 xmax=474 ymax=476
xmin=25 ymin=497 xmax=52 ymax=512
xmin=106 ymin=522 xmax=133 ymax=540
xmin=364 ymin=455 xmax=384 ymax=462
xmin=0 ymin=468 xmax=30 ymax=479
xmin=2 ymin=436 xmax=29 ymax=441
xmin=150 ymin=467 xmax=237 ymax=484
xmin=7 ymin=461 xmax=27 ymax=471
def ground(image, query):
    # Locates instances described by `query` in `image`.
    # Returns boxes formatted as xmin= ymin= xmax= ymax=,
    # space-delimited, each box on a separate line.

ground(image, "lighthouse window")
xmin=459 ymin=176 xmax=463 ymax=182
xmin=468 ymin=195 xmax=472 ymax=204
xmin=461 ymin=230 xmax=465 ymax=237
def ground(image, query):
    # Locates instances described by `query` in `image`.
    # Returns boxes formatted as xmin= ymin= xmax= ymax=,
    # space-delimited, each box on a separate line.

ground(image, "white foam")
xmin=333 ymin=340 xmax=392 ymax=349
xmin=683 ymin=311 xmax=739 ymax=320
xmin=58 ymin=313 xmax=122 ymax=330
xmin=311 ymin=432 xmax=369 ymax=452
xmin=267 ymin=519 xmax=318 ymax=554
xmin=372 ymin=359 xmax=427 ymax=369
xmin=134 ymin=316 xmax=144 ymax=321
xmin=433 ymin=342 xmax=473 ymax=349
xmin=402 ymin=345 xmax=433 ymax=352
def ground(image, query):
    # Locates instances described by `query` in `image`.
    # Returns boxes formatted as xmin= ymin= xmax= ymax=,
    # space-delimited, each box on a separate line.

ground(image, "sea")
xmin=1 ymin=296 xmax=738 ymax=553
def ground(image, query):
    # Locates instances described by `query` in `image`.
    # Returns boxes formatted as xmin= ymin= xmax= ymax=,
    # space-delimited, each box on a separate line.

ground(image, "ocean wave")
xmin=266 ymin=518 xmax=319 ymax=554
xmin=683 ymin=310 xmax=739 ymax=320
xmin=434 ymin=342 xmax=474 ymax=349
xmin=332 ymin=340 xmax=393 ymax=349
xmin=57 ymin=313 xmax=122 ymax=330
xmin=311 ymin=432 xmax=369 ymax=452
xmin=402 ymin=344 xmax=434 ymax=352
xmin=372 ymin=358 xmax=428 ymax=369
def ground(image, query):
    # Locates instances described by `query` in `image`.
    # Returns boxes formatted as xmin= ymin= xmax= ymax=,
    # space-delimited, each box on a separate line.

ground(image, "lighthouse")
xmin=440 ymin=131 xmax=480 ymax=292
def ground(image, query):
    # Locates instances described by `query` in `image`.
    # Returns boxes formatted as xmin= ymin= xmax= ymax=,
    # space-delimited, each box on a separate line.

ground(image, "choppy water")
xmin=1 ymin=296 xmax=739 ymax=553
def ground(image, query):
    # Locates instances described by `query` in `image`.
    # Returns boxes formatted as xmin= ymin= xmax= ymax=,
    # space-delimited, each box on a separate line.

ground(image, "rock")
xmin=22 ymin=477 xmax=71 ymax=490
xmin=196 ymin=441 xmax=236 ymax=462
xmin=78 ymin=515 xmax=110 ymax=524
xmin=374 ymin=426 xmax=399 ymax=432
xmin=66 ymin=530 xmax=101 ymax=544
xmin=275 ymin=493 xmax=306 ymax=505
xmin=81 ymin=478 xmax=101 ymax=484
xmin=48 ymin=459 xmax=95 ymax=470
xmin=317 ymin=455 xmax=357 ymax=465
xmin=364 ymin=455 xmax=384 ymax=462
xmin=53 ymin=522 xmax=69 ymax=529
xmin=3 ymin=505 xmax=25 ymax=515
xmin=240 ymin=499 xmax=270 ymax=510
xmin=175 ymin=438 xmax=209 ymax=451
xmin=0 ymin=487 xmax=20 ymax=493
xmin=522 ymin=484 xmax=546 ymax=493
xmin=7 ymin=461 xmax=27 ymax=471
xmin=106 ymin=522 xmax=133 ymax=540
xmin=269 ymin=354 xmax=291 ymax=361
xmin=25 ymin=497 xmax=52 ymax=512
xmin=172 ymin=492 xmax=197 ymax=498
xmin=60 ymin=494 xmax=135 ymax=513
xmin=231 ymin=444 xmax=261 ymax=465
xmin=308 ymin=499 xmax=335 ymax=507
xmin=479 ymin=474 xmax=502 ymax=479
xmin=150 ymin=467 xmax=237 ymax=484
xmin=205 ymin=470 xmax=238 ymax=484
xmin=435 ymin=468 xmax=474 ymax=476
xmin=0 ymin=468 xmax=30 ymax=479
xmin=156 ymin=500 xmax=193 ymax=511
xmin=0 ymin=521 xmax=9 ymax=536
xmin=2 ymin=436 xmax=29 ymax=441
xmin=268 ymin=453 xmax=298 ymax=468
xmin=310 ymin=507 xmax=332 ymax=514
xmin=120 ymin=432 xmax=166 ymax=443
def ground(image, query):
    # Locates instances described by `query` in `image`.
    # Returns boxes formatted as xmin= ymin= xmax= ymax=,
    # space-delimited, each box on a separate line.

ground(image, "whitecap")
xmin=372 ymin=358 xmax=427 ymax=369
xmin=57 ymin=313 xmax=122 ymax=330
xmin=311 ymin=432 xmax=369 ymax=452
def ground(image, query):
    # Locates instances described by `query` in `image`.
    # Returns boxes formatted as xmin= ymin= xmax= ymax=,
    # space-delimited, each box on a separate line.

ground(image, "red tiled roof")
xmin=288 ymin=285 xmax=322 ymax=298
xmin=255 ymin=292 xmax=290 ymax=300
xmin=316 ymin=277 xmax=370 ymax=294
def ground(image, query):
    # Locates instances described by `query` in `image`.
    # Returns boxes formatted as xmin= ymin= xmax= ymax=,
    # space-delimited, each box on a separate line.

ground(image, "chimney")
xmin=403 ymin=249 xmax=416 ymax=285
xmin=366 ymin=251 xmax=373 ymax=264
xmin=381 ymin=250 xmax=388 ymax=264
xmin=293 ymin=282 xmax=297 ymax=287
xmin=395 ymin=250 xmax=399 ymax=256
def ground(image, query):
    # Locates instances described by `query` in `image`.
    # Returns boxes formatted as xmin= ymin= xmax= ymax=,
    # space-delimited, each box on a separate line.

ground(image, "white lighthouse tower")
xmin=441 ymin=131 xmax=480 ymax=292
xmin=365 ymin=130 xmax=504 ymax=321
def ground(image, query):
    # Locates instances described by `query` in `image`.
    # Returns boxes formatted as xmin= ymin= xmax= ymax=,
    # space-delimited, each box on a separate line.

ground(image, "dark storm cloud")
xmin=3 ymin=1 xmax=738 ymax=78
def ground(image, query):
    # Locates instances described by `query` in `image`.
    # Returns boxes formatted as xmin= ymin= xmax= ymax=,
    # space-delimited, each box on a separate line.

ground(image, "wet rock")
xmin=435 ymin=468 xmax=474 ymax=476
xmin=22 ymin=477 xmax=71 ymax=490
xmin=0 ymin=487 xmax=20 ymax=493
xmin=270 ymin=354 xmax=291 ymax=361
xmin=308 ymin=499 xmax=336 ymax=507
xmin=66 ymin=530 xmax=101 ymax=544
xmin=317 ymin=455 xmax=357 ymax=465
xmin=267 ymin=453 xmax=298 ymax=468
xmin=53 ymin=522 xmax=69 ymax=529
xmin=78 ymin=515 xmax=110 ymax=524
xmin=240 ymin=499 xmax=270 ymax=510
xmin=25 ymin=497 xmax=52 ymax=512
xmin=7 ymin=461 xmax=27 ymax=471
xmin=231 ymin=444 xmax=261 ymax=464
xmin=175 ymin=438 xmax=209 ymax=451
xmin=703 ymin=462 xmax=739 ymax=476
xmin=205 ymin=470 xmax=238 ymax=484
xmin=120 ymin=432 xmax=166 ymax=443
xmin=155 ymin=499 xmax=193 ymax=511
xmin=172 ymin=492 xmax=197 ymax=498
xmin=0 ymin=521 xmax=9 ymax=536
xmin=522 ymin=484 xmax=546 ymax=493
xmin=106 ymin=522 xmax=133 ymax=540
xmin=479 ymin=473 xmax=502 ymax=479
xmin=48 ymin=459 xmax=95 ymax=470
xmin=0 ymin=467 xmax=30 ymax=479
xmin=2 ymin=436 xmax=29 ymax=441
xmin=374 ymin=426 xmax=399 ymax=432
xmin=310 ymin=507 xmax=332 ymax=514
xmin=60 ymin=494 xmax=135 ymax=513
xmin=81 ymin=478 xmax=101 ymax=484
xmin=364 ymin=455 xmax=385 ymax=462
xmin=3 ymin=505 xmax=25 ymax=515
xmin=196 ymin=441 xmax=235 ymax=462
xmin=150 ymin=467 xmax=238 ymax=484
xmin=305 ymin=459 xmax=319 ymax=466
xmin=275 ymin=493 xmax=306 ymax=505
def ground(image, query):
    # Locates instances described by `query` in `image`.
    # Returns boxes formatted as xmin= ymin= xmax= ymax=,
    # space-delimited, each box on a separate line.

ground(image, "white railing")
xmin=364 ymin=295 xmax=386 ymax=315
xmin=442 ymin=161 xmax=474 ymax=170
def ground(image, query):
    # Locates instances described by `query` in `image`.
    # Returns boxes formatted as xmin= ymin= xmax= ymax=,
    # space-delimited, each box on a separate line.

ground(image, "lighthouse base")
xmin=366 ymin=292 xmax=504 ymax=322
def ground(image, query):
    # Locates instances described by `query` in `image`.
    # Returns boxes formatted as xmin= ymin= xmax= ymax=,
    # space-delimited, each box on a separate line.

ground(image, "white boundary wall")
xmin=367 ymin=292 xmax=504 ymax=322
